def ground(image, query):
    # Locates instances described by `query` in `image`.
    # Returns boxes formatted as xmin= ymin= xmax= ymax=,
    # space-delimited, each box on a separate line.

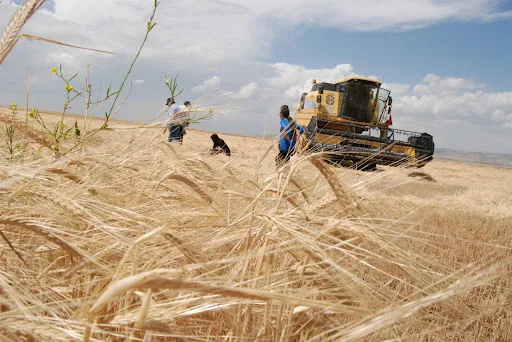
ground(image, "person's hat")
xmin=184 ymin=101 xmax=191 ymax=106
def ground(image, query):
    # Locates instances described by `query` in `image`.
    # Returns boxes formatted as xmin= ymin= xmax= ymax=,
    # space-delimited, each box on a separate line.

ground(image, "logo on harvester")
xmin=326 ymin=94 xmax=335 ymax=105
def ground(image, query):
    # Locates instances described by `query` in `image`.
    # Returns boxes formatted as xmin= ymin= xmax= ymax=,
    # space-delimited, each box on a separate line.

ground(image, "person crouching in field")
xmin=210 ymin=133 xmax=231 ymax=156
xmin=163 ymin=97 xmax=191 ymax=143
xmin=275 ymin=105 xmax=305 ymax=168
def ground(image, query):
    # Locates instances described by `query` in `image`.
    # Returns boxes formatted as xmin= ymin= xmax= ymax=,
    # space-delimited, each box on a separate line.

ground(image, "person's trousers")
xmin=275 ymin=148 xmax=294 ymax=168
xmin=168 ymin=125 xmax=183 ymax=142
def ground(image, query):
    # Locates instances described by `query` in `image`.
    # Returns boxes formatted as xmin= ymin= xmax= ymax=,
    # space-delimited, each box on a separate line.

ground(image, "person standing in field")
xmin=287 ymin=107 xmax=308 ymax=152
xmin=180 ymin=101 xmax=192 ymax=136
xmin=275 ymin=105 xmax=305 ymax=168
xmin=163 ymin=97 xmax=190 ymax=143
xmin=163 ymin=97 xmax=180 ymax=142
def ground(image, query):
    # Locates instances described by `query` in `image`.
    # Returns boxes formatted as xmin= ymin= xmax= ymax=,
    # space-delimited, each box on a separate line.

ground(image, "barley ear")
xmin=0 ymin=0 xmax=46 ymax=65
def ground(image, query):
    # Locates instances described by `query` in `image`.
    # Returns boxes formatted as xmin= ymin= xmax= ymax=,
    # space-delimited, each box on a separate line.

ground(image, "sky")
xmin=1 ymin=0 xmax=512 ymax=153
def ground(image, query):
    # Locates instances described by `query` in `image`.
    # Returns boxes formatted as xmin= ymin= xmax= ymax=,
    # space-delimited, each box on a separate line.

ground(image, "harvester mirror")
xmin=300 ymin=93 xmax=307 ymax=109
xmin=318 ymin=85 xmax=324 ymax=94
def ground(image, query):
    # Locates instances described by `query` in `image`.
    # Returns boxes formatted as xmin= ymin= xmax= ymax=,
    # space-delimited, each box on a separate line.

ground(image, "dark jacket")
xmin=210 ymin=134 xmax=231 ymax=156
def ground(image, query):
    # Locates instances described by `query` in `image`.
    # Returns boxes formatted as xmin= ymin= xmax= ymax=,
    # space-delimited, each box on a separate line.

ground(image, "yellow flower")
xmin=50 ymin=67 xmax=58 ymax=74
xmin=65 ymin=83 xmax=74 ymax=92
xmin=28 ymin=108 xmax=37 ymax=119
xmin=164 ymin=77 xmax=169 ymax=84
xmin=10 ymin=103 xmax=17 ymax=110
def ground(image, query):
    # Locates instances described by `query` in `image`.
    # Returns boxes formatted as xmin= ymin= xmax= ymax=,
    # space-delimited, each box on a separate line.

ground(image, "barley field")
xmin=0 ymin=109 xmax=511 ymax=341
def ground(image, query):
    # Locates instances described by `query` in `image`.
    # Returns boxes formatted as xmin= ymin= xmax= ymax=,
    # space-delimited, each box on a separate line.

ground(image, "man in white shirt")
xmin=164 ymin=97 xmax=188 ymax=143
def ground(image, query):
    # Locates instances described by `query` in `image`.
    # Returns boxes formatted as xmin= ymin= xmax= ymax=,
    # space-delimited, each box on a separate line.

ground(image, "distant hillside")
xmin=435 ymin=148 xmax=512 ymax=168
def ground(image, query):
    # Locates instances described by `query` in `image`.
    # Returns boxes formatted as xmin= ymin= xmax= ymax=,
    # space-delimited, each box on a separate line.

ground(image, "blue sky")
xmin=1 ymin=0 xmax=512 ymax=153
xmin=270 ymin=20 xmax=512 ymax=92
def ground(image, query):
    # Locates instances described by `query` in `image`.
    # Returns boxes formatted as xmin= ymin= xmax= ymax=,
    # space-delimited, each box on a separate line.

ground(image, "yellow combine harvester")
xmin=294 ymin=76 xmax=435 ymax=170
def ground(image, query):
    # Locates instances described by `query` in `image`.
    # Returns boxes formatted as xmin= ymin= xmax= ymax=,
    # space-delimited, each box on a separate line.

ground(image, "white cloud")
xmin=283 ymin=85 xmax=306 ymax=99
xmin=191 ymin=76 xmax=221 ymax=93
xmin=2 ymin=0 xmax=511 ymax=69
xmin=268 ymin=63 xmax=354 ymax=88
xmin=381 ymin=83 xmax=411 ymax=96
xmin=45 ymin=0 xmax=272 ymax=63
xmin=412 ymin=74 xmax=484 ymax=96
xmin=229 ymin=0 xmax=512 ymax=31
xmin=267 ymin=63 xmax=356 ymax=100
xmin=389 ymin=76 xmax=512 ymax=129
xmin=232 ymin=82 xmax=259 ymax=99
xmin=6 ymin=0 xmax=512 ymax=36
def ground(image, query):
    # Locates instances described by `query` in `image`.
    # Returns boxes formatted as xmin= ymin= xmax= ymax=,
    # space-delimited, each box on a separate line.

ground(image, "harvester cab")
xmin=294 ymin=76 xmax=435 ymax=170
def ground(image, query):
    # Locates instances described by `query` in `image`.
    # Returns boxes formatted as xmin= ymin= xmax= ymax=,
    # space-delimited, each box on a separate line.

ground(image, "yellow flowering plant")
xmin=4 ymin=103 xmax=26 ymax=161
xmin=61 ymin=0 xmax=160 ymax=156
xmin=164 ymin=74 xmax=183 ymax=98
xmin=23 ymin=64 xmax=82 ymax=155
xmin=14 ymin=0 xmax=161 ymax=158
xmin=5 ymin=104 xmax=17 ymax=158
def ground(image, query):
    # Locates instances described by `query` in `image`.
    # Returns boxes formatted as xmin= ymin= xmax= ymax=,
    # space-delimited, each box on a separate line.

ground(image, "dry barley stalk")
xmin=19 ymin=33 xmax=116 ymax=55
xmin=0 ymin=0 xmax=114 ymax=65
xmin=0 ymin=0 xmax=46 ymax=65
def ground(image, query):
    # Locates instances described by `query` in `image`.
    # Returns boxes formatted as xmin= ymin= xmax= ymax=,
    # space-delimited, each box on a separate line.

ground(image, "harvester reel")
xmin=305 ymin=116 xmax=379 ymax=171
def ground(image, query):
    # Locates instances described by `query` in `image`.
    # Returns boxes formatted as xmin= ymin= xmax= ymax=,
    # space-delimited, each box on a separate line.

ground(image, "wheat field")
xmin=0 ymin=109 xmax=511 ymax=341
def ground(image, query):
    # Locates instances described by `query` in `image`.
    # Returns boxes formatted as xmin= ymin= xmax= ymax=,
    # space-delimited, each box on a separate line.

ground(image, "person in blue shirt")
xmin=275 ymin=105 xmax=305 ymax=168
